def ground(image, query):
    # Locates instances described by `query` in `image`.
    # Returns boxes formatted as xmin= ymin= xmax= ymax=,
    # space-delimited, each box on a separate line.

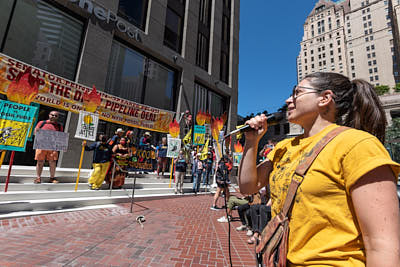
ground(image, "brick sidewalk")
xmin=0 ymin=195 xmax=257 ymax=266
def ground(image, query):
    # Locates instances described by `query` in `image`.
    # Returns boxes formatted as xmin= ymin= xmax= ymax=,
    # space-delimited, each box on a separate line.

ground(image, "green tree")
xmin=385 ymin=117 xmax=400 ymax=163
xmin=394 ymin=83 xmax=400 ymax=93
xmin=375 ymin=85 xmax=390 ymax=95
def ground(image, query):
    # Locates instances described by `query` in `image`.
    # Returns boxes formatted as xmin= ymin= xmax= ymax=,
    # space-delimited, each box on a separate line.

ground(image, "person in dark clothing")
xmin=174 ymin=149 xmax=187 ymax=194
xmin=156 ymin=137 xmax=168 ymax=177
xmin=202 ymin=152 xmax=213 ymax=186
xmin=83 ymin=134 xmax=112 ymax=190
xmin=211 ymin=156 xmax=232 ymax=210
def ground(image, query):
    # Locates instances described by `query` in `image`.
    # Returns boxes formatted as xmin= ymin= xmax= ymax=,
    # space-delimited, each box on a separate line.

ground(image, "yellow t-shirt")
xmin=267 ymin=124 xmax=400 ymax=266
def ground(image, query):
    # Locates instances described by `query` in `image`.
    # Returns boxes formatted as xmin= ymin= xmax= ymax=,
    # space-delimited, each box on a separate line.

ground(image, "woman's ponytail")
xmin=305 ymin=72 xmax=387 ymax=143
xmin=346 ymin=79 xmax=386 ymax=143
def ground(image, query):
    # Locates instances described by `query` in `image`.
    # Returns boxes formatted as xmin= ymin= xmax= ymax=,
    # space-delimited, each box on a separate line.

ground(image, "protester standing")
xmin=202 ymin=152 xmax=213 ymax=187
xmin=192 ymin=154 xmax=203 ymax=194
xmin=239 ymin=72 xmax=400 ymax=266
xmin=106 ymin=137 xmax=130 ymax=189
xmin=156 ymin=137 xmax=168 ymax=177
xmin=34 ymin=110 xmax=63 ymax=184
xmin=83 ymin=134 xmax=112 ymax=190
xmin=174 ymin=150 xmax=187 ymax=194
xmin=108 ymin=128 xmax=124 ymax=146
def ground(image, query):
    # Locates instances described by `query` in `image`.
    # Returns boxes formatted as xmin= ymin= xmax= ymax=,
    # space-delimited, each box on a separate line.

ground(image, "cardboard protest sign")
xmin=233 ymin=152 xmax=243 ymax=167
xmin=0 ymin=100 xmax=38 ymax=151
xmin=167 ymin=136 xmax=181 ymax=158
xmin=194 ymin=125 xmax=206 ymax=145
xmin=33 ymin=129 xmax=69 ymax=152
xmin=127 ymin=146 xmax=156 ymax=172
xmin=75 ymin=111 xmax=99 ymax=141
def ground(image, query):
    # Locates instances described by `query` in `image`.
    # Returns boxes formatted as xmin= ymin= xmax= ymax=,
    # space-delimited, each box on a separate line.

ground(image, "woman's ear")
xmin=318 ymin=90 xmax=335 ymax=107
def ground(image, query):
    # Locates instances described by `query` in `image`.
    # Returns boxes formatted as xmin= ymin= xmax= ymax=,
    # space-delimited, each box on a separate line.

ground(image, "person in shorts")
xmin=34 ymin=111 xmax=63 ymax=184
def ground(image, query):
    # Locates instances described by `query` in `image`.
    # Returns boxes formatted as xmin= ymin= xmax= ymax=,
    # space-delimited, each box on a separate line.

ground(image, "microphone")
xmin=223 ymin=112 xmax=284 ymax=139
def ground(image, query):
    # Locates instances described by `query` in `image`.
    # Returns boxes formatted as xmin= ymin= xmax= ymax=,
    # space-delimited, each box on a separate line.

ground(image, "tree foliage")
xmin=394 ymin=83 xmax=400 ymax=93
xmin=385 ymin=117 xmax=400 ymax=163
xmin=375 ymin=85 xmax=390 ymax=95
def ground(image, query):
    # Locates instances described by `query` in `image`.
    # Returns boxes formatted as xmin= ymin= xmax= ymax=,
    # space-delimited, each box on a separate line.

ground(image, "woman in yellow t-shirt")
xmin=239 ymin=72 xmax=400 ymax=266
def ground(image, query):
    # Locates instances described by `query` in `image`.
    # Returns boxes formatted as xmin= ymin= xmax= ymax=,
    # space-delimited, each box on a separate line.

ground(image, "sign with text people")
xmin=0 ymin=100 xmax=38 ymax=151
xmin=75 ymin=111 xmax=99 ymax=141
xmin=33 ymin=130 xmax=69 ymax=152
xmin=193 ymin=125 xmax=206 ymax=146
xmin=0 ymin=53 xmax=174 ymax=133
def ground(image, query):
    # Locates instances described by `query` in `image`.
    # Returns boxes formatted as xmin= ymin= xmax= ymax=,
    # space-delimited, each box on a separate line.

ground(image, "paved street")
xmin=0 ymin=194 xmax=256 ymax=266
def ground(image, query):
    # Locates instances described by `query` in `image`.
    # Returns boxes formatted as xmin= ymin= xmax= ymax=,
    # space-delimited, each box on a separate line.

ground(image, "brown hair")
xmin=304 ymin=72 xmax=386 ymax=143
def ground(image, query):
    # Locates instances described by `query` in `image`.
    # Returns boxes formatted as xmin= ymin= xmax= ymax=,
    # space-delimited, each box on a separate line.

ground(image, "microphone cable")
xmin=223 ymin=181 xmax=233 ymax=267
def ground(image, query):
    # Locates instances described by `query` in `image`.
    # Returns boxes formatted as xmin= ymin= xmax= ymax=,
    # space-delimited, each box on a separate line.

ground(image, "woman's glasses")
xmin=291 ymin=85 xmax=323 ymax=100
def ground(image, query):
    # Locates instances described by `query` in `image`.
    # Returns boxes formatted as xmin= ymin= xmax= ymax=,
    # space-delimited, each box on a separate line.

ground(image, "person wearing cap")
xmin=139 ymin=131 xmax=152 ymax=149
xmin=108 ymin=128 xmax=125 ymax=146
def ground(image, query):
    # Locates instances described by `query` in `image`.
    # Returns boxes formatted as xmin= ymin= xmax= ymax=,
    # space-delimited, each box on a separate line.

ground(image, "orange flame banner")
xmin=196 ymin=110 xmax=206 ymax=126
xmin=221 ymin=111 xmax=228 ymax=125
xmin=83 ymin=86 xmax=101 ymax=113
xmin=6 ymin=67 xmax=39 ymax=105
xmin=0 ymin=53 xmax=175 ymax=133
xmin=234 ymin=141 xmax=244 ymax=153
xmin=205 ymin=111 xmax=211 ymax=124
xmin=169 ymin=119 xmax=180 ymax=138
xmin=211 ymin=116 xmax=224 ymax=141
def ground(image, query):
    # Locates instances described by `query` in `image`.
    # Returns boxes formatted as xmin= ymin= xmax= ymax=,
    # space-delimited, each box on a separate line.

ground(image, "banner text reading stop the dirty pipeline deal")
xmin=0 ymin=53 xmax=174 ymax=133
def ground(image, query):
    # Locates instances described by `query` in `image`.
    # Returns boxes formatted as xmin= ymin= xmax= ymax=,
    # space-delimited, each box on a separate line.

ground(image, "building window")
xmin=194 ymin=83 xmax=227 ymax=118
xmin=220 ymin=0 xmax=231 ymax=84
xmin=196 ymin=0 xmax=212 ymax=70
xmin=106 ymin=41 xmax=176 ymax=111
xmin=370 ymin=76 xmax=373 ymax=82
xmin=352 ymin=73 xmax=356 ymax=78
xmin=374 ymin=67 xmax=378 ymax=72
xmin=164 ymin=0 xmax=186 ymax=53
xmin=375 ymin=75 xmax=379 ymax=80
xmin=118 ymin=0 xmax=149 ymax=30
xmin=350 ymin=58 xmax=354 ymax=63
xmin=0 ymin=0 xmax=84 ymax=81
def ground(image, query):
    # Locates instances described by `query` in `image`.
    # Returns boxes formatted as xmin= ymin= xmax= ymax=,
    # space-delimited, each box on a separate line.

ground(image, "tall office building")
xmin=298 ymin=0 xmax=398 ymax=87
xmin=294 ymin=0 xmax=400 ymax=133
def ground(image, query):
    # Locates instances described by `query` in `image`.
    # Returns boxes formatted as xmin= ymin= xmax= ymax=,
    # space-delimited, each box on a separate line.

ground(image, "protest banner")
xmin=33 ymin=129 xmax=69 ymax=152
xmin=75 ymin=111 xmax=99 ymax=141
xmin=0 ymin=100 xmax=38 ymax=152
xmin=193 ymin=125 xmax=206 ymax=146
xmin=0 ymin=53 xmax=174 ymax=133
xmin=167 ymin=136 xmax=181 ymax=158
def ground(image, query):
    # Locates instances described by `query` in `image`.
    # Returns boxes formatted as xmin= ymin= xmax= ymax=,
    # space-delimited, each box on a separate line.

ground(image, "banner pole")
xmin=4 ymin=151 xmax=15 ymax=192
xmin=74 ymin=142 xmax=86 ymax=192
xmin=169 ymin=160 xmax=174 ymax=188
xmin=0 ymin=151 xmax=6 ymax=168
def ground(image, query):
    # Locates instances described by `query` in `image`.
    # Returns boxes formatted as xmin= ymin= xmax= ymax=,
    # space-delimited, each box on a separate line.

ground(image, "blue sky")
xmin=238 ymin=1 xmax=318 ymax=116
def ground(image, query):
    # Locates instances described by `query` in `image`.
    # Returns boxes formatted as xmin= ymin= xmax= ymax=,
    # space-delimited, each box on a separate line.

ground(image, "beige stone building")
xmin=294 ymin=0 xmax=400 ymax=134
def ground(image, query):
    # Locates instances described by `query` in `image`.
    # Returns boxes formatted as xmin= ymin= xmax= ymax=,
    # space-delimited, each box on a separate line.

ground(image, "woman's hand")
xmin=244 ymin=114 xmax=268 ymax=144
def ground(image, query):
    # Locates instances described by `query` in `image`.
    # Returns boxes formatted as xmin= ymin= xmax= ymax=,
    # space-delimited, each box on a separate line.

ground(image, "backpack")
xmin=38 ymin=120 xmax=62 ymax=132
